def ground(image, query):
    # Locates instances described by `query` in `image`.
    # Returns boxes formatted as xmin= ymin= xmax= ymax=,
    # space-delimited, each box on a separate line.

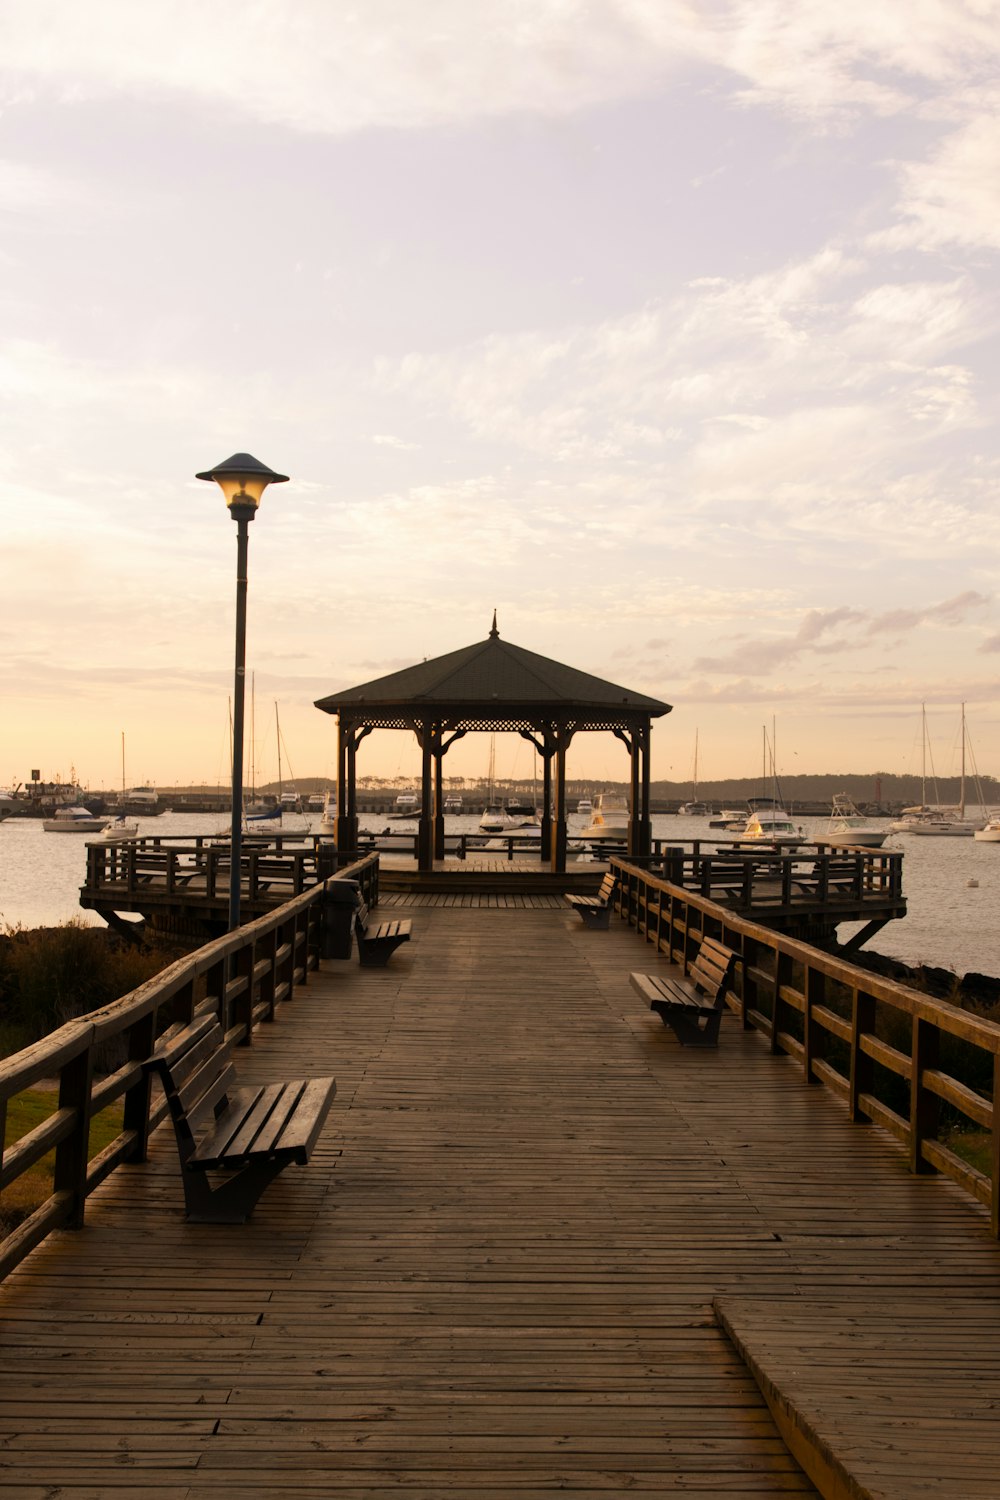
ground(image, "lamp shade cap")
xmin=196 ymin=452 xmax=289 ymax=484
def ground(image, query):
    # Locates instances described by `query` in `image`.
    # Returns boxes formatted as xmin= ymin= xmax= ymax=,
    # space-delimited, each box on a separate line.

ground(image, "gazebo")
xmin=315 ymin=617 xmax=672 ymax=873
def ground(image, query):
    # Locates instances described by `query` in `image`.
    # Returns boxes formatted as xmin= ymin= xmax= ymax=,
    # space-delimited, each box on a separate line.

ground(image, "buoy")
xmin=967 ymin=878 xmax=979 ymax=888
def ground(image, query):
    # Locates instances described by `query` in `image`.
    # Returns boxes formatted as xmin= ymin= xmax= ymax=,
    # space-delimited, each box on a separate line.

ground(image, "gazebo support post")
xmin=520 ymin=728 xmax=555 ymax=863
xmin=550 ymin=725 xmax=573 ymax=874
xmin=418 ymin=719 xmax=434 ymax=871
xmin=629 ymin=728 xmax=642 ymax=856
xmin=639 ymin=723 xmax=652 ymax=856
xmin=335 ymin=716 xmax=353 ymax=854
xmin=433 ymin=727 xmax=445 ymax=861
xmin=335 ymin=719 xmax=367 ymax=859
xmin=540 ymin=738 xmax=553 ymax=862
xmin=434 ymin=727 xmax=466 ymax=861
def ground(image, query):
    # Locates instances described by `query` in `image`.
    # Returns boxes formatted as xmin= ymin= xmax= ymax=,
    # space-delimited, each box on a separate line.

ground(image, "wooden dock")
xmin=2 ymin=899 xmax=998 ymax=1495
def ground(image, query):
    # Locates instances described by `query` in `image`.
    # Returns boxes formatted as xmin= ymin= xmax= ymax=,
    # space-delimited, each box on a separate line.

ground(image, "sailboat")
xmin=903 ymin=704 xmax=975 ymax=837
xmin=889 ymin=704 xmax=939 ymax=832
xmin=736 ymin=722 xmax=805 ymax=848
xmin=678 ymin=730 xmax=709 ymax=815
xmin=101 ymin=733 xmax=139 ymax=839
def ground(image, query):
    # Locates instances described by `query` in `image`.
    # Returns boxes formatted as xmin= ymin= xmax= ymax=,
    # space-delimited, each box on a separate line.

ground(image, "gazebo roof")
xmin=315 ymin=619 xmax=671 ymax=733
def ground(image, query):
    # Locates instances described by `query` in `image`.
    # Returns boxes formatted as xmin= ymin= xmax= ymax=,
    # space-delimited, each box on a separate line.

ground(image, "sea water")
xmin=0 ymin=810 xmax=997 ymax=980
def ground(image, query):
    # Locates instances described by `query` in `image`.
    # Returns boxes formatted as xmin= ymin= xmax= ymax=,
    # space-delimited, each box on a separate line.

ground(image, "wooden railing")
xmin=84 ymin=830 xmax=340 ymax=906
xmin=611 ymin=857 xmax=1000 ymax=1236
xmin=634 ymin=843 xmax=904 ymax=911
xmin=0 ymin=855 xmax=378 ymax=1281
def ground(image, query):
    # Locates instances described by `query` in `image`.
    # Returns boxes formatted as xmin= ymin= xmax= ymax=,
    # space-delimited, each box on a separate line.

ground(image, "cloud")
xmin=879 ymin=114 xmax=1000 ymax=252
xmin=865 ymin=590 xmax=990 ymax=635
xmin=691 ymin=594 xmax=991 ymax=677
xmin=4 ymin=0 xmax=996 ymax=138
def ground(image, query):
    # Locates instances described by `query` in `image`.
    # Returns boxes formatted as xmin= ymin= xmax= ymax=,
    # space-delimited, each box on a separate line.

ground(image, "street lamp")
xmin=196 ymin=452 xmax=289 ymax=932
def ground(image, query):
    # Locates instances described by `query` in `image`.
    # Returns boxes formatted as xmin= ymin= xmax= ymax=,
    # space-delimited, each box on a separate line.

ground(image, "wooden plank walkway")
xmin=1 ymin=902 xmax=998 ymax=1496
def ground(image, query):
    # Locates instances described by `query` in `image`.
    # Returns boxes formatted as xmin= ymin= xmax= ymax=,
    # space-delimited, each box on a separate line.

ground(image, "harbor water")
xmin=0 ymin=810 xmax=997 ymax=980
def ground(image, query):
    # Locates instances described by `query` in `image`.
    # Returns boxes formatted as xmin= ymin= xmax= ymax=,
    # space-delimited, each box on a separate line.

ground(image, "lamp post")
xmin=197 ymin=452 xmax=289 ymax=932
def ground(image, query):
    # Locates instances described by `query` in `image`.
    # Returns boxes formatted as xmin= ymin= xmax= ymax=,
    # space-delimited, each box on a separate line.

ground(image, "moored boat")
xmin=823 ymin=795 xmax=887 ymax=849
xmin=580 ymin=792 xmax=628 ymax=842
xmin=709 ymin=807 xmax=748 ymax=830
xmin=388 ymin=790 xmax=419 ymax=820
xmin=735 ymin=797 xmax=805 ymax=849
xmin=43 ymin=806 xmax=109 ymax=834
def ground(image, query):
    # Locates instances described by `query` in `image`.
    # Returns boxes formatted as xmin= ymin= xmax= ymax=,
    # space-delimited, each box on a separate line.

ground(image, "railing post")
xmin=910 ymin=1016 xmax=941 ymax=1173
xmin=992 ymin=1055 xmax=1000 ymax=1239
xmin=53 ymin=1044 xmax=95 ymax=1229
xmin=850 ymin=989 xmax=876 ymax=1122
xmin=122 ymin=1010 xmax=157 ymax=1161
xmin=772 ymin=952 xmax=792 ymax=1054
xmin=803 ymin=965 xmax=825 ymax=1084
xmin=233 ymin=941 xmax=255 ymax=1045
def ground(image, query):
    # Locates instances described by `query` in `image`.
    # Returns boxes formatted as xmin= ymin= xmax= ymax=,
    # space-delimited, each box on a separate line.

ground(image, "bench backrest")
xmin=688 ymin=937 xmax=740 ymax=1003
xmin=145 ymin=1016 xmax=235 ymax=1150
xmin=355 ymin=898 xmax=370 ymax=933
xmin=598 ymin=872 xmax=617 ymax=902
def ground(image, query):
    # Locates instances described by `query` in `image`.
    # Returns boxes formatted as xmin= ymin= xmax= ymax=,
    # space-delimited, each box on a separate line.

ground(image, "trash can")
xmin=319 ymin=879 xmax=360 ymax=960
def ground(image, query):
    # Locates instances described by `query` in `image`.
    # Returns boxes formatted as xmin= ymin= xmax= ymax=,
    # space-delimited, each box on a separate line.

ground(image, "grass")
xmin=1 ymin=1088 xmax=125 ymax=1235
xmin=947 ymin=1130 xmax=992 ymax=1177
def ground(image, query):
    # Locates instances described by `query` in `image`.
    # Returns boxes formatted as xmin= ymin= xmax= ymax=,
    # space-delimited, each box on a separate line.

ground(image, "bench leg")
xmin=358 ymin=936 xmax=409 ymax=967
xmin=181 ymin=1158 xmax=288 ymax=1223
xmin=651 ymin=1003 xmax=723 ymax=1048
xmin=576 ymin=907 xmax=612 ymax=930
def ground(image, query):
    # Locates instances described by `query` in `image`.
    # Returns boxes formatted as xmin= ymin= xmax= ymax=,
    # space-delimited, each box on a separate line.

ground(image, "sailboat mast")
xmin=960 ymin=702 xmax=966 ymax=820
xmin=275 ymin=702 xmax=283 ymax=799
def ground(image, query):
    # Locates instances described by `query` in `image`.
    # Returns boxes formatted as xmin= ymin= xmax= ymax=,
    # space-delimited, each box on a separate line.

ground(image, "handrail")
xmin=0 ymin=854 xmax=379 ymax=1281
xmin=610 ymin=857 xmax=1000 ymax=1237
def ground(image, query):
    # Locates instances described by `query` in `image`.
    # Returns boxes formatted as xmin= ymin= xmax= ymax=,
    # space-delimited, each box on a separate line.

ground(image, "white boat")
xmin=679 ymin=731 xmax=709 ymax=815
xmin=576 ymin=796 xmax=592 ymax=816
xmin=888 ymin=805 xmax=938 ymax=833
xmin=897 ymin=704 xmax=976 ymax=836
xmin=443 ymin=794 xmax=463 ymax=814
xmin=43 ymin=806 xmax=109 ymax=834
xmin=100 ymin=812 xmax=139 ymax=840
xmin=580 ymin=792 xmax=629 ymax=842
xmin=906 ymin=815 xmax=975 ymax=837
xmin=823 ymin=795 xmax=887 ymax=849
xmin=388 ymin=790 xmax=419 ymax=820
xmin=103 ymin=733 xmax=139 ymax=837
xmin=120 ymin=785 xmax=161 ymax=815
xmin=974 ymin=815 xmax=1000 ymax=843
xmin=480 ymin=801 xmax=514 ymax=834
xmin=736 ymin=797 xmax=805 ymax=849
xmin=319 ymin=790 xmax=337 ymax=838
xmin=307 ymin=793 xmax=325 ymax=813
xmin=0 ymin=791 xmax=15 ymax=822
xmin=709 ymin=808 xmax=747 ymax=830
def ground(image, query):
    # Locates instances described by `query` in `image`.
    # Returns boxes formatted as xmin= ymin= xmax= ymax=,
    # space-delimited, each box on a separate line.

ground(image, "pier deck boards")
xmin=2 ymin=903 xmax=998 ymax=1496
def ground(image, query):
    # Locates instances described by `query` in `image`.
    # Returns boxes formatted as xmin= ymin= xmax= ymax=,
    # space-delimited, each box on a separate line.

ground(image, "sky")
xmin=1 ymin=0 xmax=999 ymax=794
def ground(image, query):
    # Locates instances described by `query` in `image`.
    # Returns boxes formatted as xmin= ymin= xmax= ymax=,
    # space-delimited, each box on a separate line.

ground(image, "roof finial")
xmin=489 ymin=609 xmax=499 ymax=638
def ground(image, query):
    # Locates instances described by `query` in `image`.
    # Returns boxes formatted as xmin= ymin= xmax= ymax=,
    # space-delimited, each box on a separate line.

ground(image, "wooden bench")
xmin=355 ymin=897 xmax=412 ymax=967
xmin=143 ymin=1015 xmax=337 ymax=1223
xmin=565 ymin=872 xmax=617 ymax=929
xmin=811 ymin=856 xmax=864 ymax=898
xmin=630 ymin=936 xmax=740 ymax=1047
